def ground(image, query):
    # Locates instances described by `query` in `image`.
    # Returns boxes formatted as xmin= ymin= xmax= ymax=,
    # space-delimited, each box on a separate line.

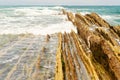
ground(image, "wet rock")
xmin=41 ymin=47 xmax=46 ymax=53
xmin=55 ymin=33 xmax=64 ymax=80
xmin=75 ymin=13 xmax=90 ymax=26
xmin=46 ymin=34 xmax=50 ymax=42
xmin=95 ymin=27 xmax=119 ymax=46
xmin=67 ymin=12 xmax=75 ymax=24
xmin=56 ymin=10 xmax=120 ymax=80
xmin=85 ymin=13 xmax=110 ymax=28
xmin=62 ymin=9 xmax=67 ymax=15
xmin=111 ymin=26 xmax=120 ymax=37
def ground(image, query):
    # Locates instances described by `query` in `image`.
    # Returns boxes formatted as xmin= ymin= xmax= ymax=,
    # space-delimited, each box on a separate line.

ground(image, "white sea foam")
xmin=0 ymin=13 xmax=7 ymax=19
xmin=101 ymin=15 xmax=120 ymax=25
xmin=53 ymin=6 xmax=65 ymax=9
xmin=14 ymin=8 xmax=59 ymax=16
xmin=40 ymin=9 xmax=59 ymax=15
xmin=101 ymin=15 xmax=120 ymax=20
xmin=80 ymin=12 xmax=90 ymax=15
xmin=0 ymin=7 xmax=77 ymax=35
xmin=0 ymin=55 xmax=19 ymax=63
xmin=0 ymin=21 xmax=77 ymax=35
xmin=36 ymin=21 xmax=77 ymax=35
xmin=101 ymin=15 xmax=112 ymax=19
xmin=14 ymin=8 xmax=40 ymax=16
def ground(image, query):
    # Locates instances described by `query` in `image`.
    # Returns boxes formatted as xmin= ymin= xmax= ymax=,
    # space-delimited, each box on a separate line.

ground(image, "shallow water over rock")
xmin=0 ymin=34 xmax=58 ymax=80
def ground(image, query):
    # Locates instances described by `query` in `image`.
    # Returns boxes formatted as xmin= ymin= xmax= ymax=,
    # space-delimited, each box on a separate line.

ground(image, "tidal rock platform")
xmin=0 ymin=10 xmax=120 ymax=80
xmin=55 ymin=10 xmax=120 ymax=80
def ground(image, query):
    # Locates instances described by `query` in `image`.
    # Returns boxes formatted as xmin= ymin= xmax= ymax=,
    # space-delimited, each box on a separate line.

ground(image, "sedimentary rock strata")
xmin=0 ymin=34 xmax=58 ymax=80
xmin=0 ymin=9 xmax=120 ymax=80
xmin=55 ymin=10 xmax=120 ymax=80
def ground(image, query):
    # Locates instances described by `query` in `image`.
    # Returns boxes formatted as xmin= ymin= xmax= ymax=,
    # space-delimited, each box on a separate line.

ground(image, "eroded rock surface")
xmin=0 ymin=9 xmax=120 ymax=80
xmin=55 ymin=10 xmax=120 ymax=80
xmin=0 ymin=34 xmax=58 ymax=80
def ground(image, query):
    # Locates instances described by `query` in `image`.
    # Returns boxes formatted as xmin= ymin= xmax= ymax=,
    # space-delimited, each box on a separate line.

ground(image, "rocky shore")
xmin=0 ymin=9 xmax=120 ymax=80
xmin=0 ymin=34 xmax=58 ymax=80
xmin=55 ymin=10 xmax=120 ymax=80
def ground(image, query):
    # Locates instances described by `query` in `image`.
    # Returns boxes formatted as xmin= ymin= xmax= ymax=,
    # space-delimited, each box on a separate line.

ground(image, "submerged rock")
xmin=46 ymin=34 xmax=50 ymax=42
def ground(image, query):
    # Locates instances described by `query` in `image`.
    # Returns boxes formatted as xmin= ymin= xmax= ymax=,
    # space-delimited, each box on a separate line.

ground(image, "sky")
xmin=0 ymin=0 xmax=120 ymax=5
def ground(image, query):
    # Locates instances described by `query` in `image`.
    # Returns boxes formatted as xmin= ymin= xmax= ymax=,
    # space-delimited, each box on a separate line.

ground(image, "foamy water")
xmin=0 ymin=6 xmax=76 ymax=35
xmin=0 ymin=6 xmax=119 ymax=35
xmin=101 ymin=15 xmax=120 ymax=25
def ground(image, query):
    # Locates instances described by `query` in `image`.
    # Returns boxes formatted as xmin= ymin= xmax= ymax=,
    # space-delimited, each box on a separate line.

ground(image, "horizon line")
xmin=0 ymin=4 xmax=119 ymax=6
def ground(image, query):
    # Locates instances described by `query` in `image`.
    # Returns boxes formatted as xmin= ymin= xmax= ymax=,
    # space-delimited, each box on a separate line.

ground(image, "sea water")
xmin=65 ymin=6 xmax=120 ymax=25
xmin=0 ymin=5 xmax=119 ymax=35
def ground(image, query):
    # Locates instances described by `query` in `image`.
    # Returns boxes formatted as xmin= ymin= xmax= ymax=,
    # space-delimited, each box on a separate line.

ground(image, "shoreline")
xmin=0 ymin=9 xmax=120 ymax=80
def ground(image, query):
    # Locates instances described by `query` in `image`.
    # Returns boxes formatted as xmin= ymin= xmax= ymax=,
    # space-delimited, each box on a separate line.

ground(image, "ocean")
xmin=0 ymin=5 xmax=119 ymax=35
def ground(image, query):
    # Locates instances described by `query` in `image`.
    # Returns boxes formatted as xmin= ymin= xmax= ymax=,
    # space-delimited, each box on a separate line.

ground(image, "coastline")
xmin=0 ymin=9 xmax=119 ymax=80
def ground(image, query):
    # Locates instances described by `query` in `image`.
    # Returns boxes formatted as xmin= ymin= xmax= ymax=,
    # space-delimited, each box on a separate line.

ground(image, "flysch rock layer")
xmin=0 ymin=34 xmax=58 ymax=80
xmin=55 ymin=10 xmax=120 ymax=80
xmin=0 ymin=9 xmax=120 ymax=80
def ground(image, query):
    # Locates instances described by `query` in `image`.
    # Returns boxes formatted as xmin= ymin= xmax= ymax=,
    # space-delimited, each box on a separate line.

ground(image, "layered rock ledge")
xmin=55 ymin=10 xmax=120 ymax=80
xmin=0 ymin=10 xmax=120 ymax=80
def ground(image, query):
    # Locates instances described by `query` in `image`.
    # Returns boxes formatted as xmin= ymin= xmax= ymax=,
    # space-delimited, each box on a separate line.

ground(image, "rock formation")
xmin=55 ymin=10 xmax=120 ymax=80
xmin=0 ymin=9 xmax=119 ymax=80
